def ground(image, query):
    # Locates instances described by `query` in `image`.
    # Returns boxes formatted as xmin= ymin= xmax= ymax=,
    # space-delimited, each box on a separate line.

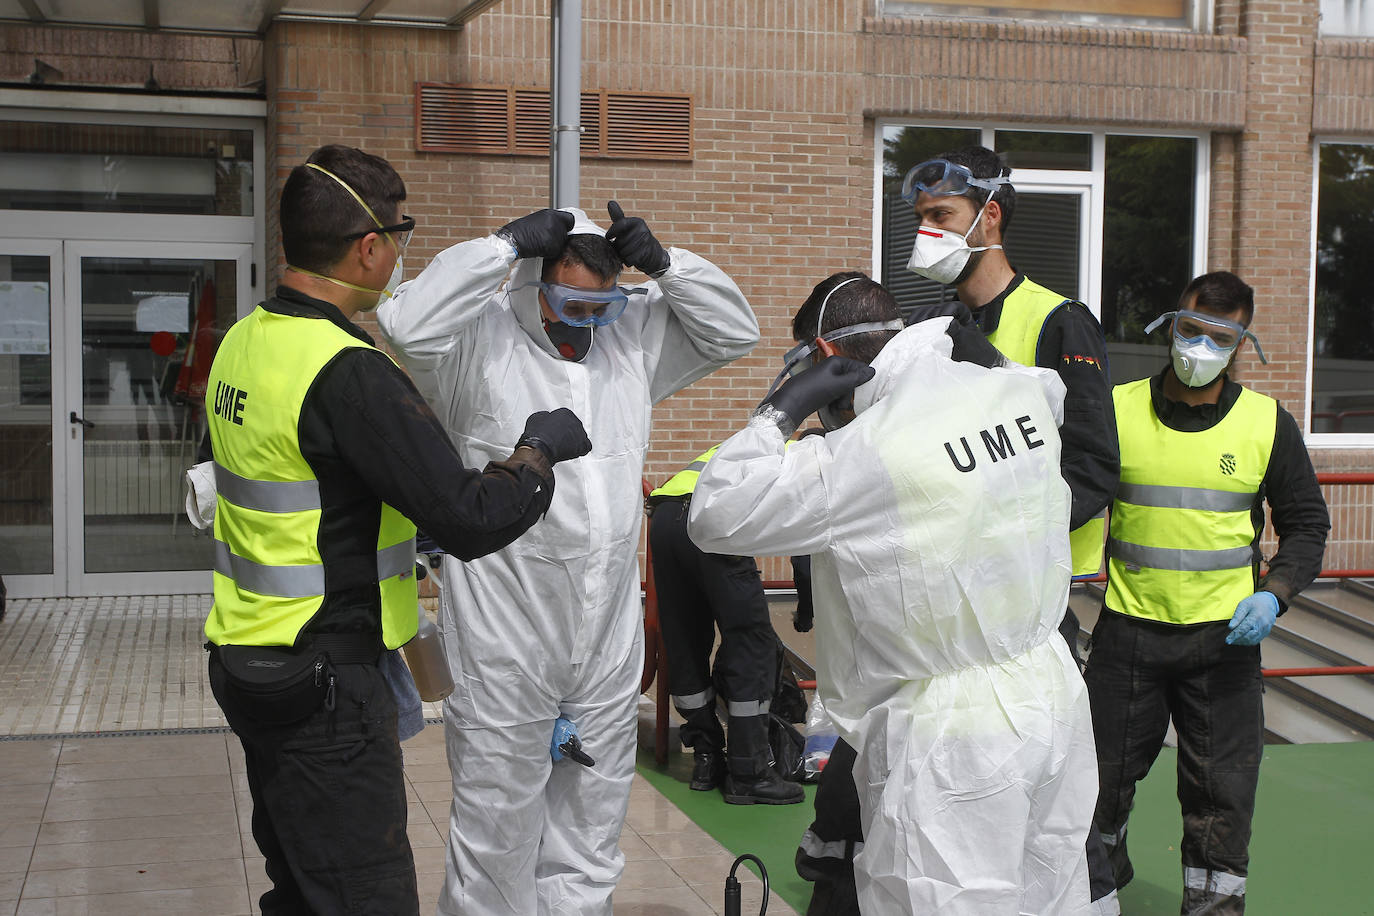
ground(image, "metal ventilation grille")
xmin=416 ymin=83 xmax=693 ymax=161
xmin=604 ymin=92 xmax=692 ymax=160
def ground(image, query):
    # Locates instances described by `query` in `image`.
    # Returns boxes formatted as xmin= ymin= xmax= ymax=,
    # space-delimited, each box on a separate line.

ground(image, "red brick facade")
xmin=2 ymin=0 xmax=1371 ymax=579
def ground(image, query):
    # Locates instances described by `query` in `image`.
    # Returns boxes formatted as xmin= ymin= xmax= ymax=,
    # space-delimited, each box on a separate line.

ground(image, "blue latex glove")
xmin=550 ymin=716 xmax=595 ymax=766
xmin=1226 ymin=591 xmax=1279 ymax=645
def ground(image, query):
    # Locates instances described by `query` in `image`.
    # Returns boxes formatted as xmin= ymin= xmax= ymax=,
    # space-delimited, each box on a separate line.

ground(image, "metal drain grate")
xmin=0 ymin=716 xmax=446 ymax=742
xmin=0 ymin=726 xmax=235 ymax=742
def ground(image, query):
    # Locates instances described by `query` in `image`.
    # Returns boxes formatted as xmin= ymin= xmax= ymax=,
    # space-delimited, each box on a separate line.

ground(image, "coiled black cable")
xmin=724 ymin=852 xmax=769 ymax=916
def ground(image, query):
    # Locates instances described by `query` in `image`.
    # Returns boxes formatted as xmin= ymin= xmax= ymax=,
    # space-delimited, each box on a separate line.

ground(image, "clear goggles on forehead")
xmin=1145 ymin=309 xmax=1268 ymax=363
xmin=899 ymin=159 xmax=1010 ymax=203
xmin=764 ymin=320 xmax=904 ymax=396
xmin=522 ymin=281 xmax=646 ymax=327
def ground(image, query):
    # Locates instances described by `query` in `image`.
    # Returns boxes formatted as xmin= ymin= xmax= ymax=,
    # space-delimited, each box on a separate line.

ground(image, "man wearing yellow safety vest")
xmin=204 ymin=145 xmax=590 ymax=916
xmin=1085 ymin=271 xmax=1329 ymax=915
xmin=648 ymin=445 xmax=803 ymax=805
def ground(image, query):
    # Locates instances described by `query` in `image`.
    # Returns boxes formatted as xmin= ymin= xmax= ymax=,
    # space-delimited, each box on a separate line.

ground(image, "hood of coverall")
xmin=508 ymin=207 xmax=611 ymax=360
xmin=853 ymin=316 xmax=1067 ymax=428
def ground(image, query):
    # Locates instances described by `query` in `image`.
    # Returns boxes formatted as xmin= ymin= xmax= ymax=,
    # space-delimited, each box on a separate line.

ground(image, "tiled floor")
xmin=0 ymin=597 xmax=797 ymax=915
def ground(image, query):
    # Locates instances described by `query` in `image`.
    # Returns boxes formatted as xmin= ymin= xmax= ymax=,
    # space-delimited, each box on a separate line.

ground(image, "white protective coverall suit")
xmin=688 ymin=319 xmax=1096 ymax=915
xmin=377 ymin=209 xmax=757 ymax=915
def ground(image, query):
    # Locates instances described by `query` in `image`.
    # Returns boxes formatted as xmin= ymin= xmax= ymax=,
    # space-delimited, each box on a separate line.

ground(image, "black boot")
xmin=690 ymin=751 xmax=726 ymax=791
xmin=723 ymin=714 xmax=804 ymax=805
xmin=678 ymin=703 xmax=726 ymax=791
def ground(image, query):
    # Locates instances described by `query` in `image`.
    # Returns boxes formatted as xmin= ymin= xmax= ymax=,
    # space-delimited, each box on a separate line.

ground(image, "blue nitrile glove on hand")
xmin=551 ymin=716 xmax=596 ymax=767
xmin=1226 ymin=591 xmax=1279 ymax=645
xmin=756 ymin=356 xmax=875 ymax=437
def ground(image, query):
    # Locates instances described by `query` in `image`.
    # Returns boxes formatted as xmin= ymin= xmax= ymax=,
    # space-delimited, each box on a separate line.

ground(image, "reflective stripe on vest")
xmin=983 ymin=278 xmax=1104 ymax=576
xmin=213 ymin=534 xmax=417 ymax=599
xmin=650 ymin=444 xmax=721 ymax=499
xmin=204 ymin=306 xmax=419 ymax=649
xmin=214 ymin=463 xmax=322 ymax=513
xmin=1106 ymin=378 xmax=1276 ymax=625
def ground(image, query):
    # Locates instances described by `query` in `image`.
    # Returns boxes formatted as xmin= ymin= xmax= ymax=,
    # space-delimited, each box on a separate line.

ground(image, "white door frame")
xmin=1007 ymin=176 xmax=1098 ymax=313
xmin=2 ymin=238 xmax=65 ymax=599
xmin=62 ymin=240 xmax=252 ymax=597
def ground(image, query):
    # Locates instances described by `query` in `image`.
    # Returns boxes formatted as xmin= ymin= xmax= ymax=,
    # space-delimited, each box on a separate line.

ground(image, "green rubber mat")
xmin=638 ymin=741 xmax=1374 ymax=914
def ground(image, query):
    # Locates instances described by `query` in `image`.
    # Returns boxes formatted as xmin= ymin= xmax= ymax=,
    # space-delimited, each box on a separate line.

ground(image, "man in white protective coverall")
xmin=378 ymin=203 xmax=757 ymax=914
xmin=688 ymin=272 xmax=1096 ymax=915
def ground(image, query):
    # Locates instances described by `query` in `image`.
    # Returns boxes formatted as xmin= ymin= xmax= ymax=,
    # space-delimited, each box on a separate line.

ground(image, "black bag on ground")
xmin=773 ymin=641 xmax=809 ymax=725
xmin=214 ymin=644 xmax=332 ymax=725
xmin=768 ymin=712 xmax=807 ymax=783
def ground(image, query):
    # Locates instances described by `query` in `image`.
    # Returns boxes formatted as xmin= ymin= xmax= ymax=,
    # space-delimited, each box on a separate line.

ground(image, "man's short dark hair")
xmin=281 ymin=145 xmax=406 ymax=273
xmin=935 ymin=145 xmax=1017 ymax=231
xmin=541 ymin=234 xmax=623 ymax=284
xmin=792 ymin=271 xmax=901 ymax=364
xmin=1179 ymin=271 xmax=1255 ymax=327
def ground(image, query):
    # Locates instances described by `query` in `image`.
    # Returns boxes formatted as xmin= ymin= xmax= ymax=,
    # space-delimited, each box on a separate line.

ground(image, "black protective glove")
xmin=605 ymin=201 xmax=671 ymax=276
xmin=496 ymin=209 xmax=575 ymax=260
xmin=790 ymin=555 xmax=814 ymax=633
xmin=906 ymin=300 xmax=1005 ymax=369
xmin=758 ymin=357 xmax=875 ymax=434
xmin=516 ymin=408 xmax=593 ymax=464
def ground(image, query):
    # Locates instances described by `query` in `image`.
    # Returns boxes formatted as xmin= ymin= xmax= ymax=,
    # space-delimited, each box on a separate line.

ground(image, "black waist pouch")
xmin=216 ymin=644 xmax=332 ymax=724
xmin=212 ymin=635 xmax=380 ymax=725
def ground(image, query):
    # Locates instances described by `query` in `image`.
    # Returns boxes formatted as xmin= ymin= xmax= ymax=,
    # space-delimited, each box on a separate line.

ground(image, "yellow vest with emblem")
xmin=650 ymin=445 xmax=720 ymax=499
xmin=1106 ymin=378 xmax=1276 ymax=625
xmin=204 ymin=306 xmax=418 ymax=649
xmin=985 ymin=276 xmax=1105 ymax=576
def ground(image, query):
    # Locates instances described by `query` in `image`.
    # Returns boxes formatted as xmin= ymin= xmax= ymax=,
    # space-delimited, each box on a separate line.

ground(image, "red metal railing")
xmin=640 ymin=480 xmax=672 ymax=764
xmin=641 ymin=473 xmax=1374 ymax=728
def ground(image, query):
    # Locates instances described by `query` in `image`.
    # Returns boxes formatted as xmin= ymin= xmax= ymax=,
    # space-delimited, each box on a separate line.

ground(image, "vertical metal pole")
xmin=549 ymin=0 xmax=581 ymax=209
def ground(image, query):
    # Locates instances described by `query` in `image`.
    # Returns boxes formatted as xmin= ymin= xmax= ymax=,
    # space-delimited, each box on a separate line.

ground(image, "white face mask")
xmin=1171 ymin=333 xmax=1236 ymax=388
xmin=377 ymin=255 xmax=403 ymax=308
xmin=905 ymin=198 xmax=1003 ymax=285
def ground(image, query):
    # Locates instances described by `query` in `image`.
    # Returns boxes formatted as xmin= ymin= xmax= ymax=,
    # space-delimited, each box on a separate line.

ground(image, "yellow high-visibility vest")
xmin=650 ymin=444 xmax=721 ymax=499
xmin=1106 ymin=378 xmax=1276 ymax=624
xmin=985 ymin=277 xmax=1105 ymax=576
xmin=204 ymin=306 xmax=418 ymax=649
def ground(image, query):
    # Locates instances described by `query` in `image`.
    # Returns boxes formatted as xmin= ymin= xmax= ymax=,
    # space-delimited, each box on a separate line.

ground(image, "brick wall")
xmin=0 ymin=23 xmax=256 ymax=90
xmin=256 ymin=0 xmax=1368 ymax=579
xmin=3 ymin=0 xmax=1371 ymax=582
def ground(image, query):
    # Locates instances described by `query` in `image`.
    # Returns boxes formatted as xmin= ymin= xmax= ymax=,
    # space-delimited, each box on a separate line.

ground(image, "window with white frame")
xmin=876 ymin=123 xmax=1206 ymax=385
xmin=1320 ymin=0 xmax=1374 ymax=37
xmin=1312 ymin=142 xmax=1374 ymax=435
xmin=878 ymin=0 xmax=1205 ymax=31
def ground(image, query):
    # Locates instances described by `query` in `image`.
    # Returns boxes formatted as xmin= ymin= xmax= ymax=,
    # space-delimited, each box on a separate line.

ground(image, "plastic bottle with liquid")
xmin=402 ymin=606 xmax=454 ymax=702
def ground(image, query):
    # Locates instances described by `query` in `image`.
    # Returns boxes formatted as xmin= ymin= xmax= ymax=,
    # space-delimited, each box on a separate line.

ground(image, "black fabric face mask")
xmin=543 ymin=319 xmax=594 ymax=362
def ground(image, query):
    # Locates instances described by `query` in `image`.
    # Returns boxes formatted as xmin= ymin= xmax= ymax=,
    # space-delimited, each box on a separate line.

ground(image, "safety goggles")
xmin=899 ymin=159 xmax=1009 ymax=203
xmin=525 ymin=281 xmax=646 ymax=327
xmin=345 ymin=215 xmax=415 ymax=251
xmin=763 ymin=320 xmax=903 ymax=398
xmin=1144 ymin=309 xmax=1268 ymax=363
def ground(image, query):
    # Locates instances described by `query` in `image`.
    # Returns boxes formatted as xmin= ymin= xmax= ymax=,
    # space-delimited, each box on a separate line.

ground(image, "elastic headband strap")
xmin=306 ymin=162 xmax=386 ymax=231
xmin=815 ymin=276 xmax=868 ymax=338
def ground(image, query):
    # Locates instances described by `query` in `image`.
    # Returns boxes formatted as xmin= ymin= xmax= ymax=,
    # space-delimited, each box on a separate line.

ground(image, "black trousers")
xmin=798 ymin=607 xmax=1118 ymax=913
xmin=1085 ymin=609 xmax=1262 ymax=915
xmin=648 ymin=498 xmax=777 ymax=749
xmin=209 ymin=653 xmax=418 ymax=916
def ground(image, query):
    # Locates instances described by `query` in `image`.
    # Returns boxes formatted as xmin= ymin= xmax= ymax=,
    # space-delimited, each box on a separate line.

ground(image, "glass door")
xmin=63 ymin=241 xmax=250 ymax=596
xmin=0 ymin=240 xmax=64 ymax=597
